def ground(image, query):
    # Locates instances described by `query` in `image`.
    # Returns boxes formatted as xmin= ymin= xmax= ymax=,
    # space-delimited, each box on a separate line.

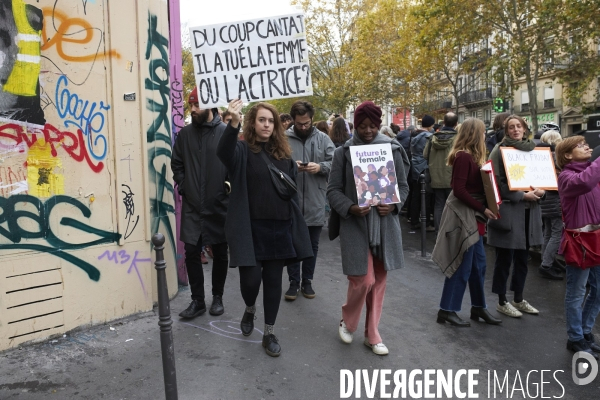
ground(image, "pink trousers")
xmin=341 ymin=250 xmax=387 ymax=344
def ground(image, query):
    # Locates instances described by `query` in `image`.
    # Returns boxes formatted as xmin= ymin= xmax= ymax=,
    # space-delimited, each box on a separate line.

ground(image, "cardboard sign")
xmin=349 ymin=144 xmax=401 ymax=207
xmin=190 ymin=14 xmax=313 ymax=107
xmin=481 ymin=160 xmax=501 ymax=216
xmin=500 ymin=148 xmax=558 ymax=190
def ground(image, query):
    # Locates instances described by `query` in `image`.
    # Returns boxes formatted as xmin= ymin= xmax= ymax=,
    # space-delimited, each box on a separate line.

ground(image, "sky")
xmin=179 ymin=0 xmax=298 ymax=29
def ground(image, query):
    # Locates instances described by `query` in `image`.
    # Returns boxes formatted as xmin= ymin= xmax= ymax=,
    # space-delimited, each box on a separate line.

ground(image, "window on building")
xmin=521 ymin=90 xmax=530 ymax=112
xmin=471 ymin=111 xmax=478 ymax=119
xmin=484 ymin=109 xmax=491 ymax=124
xmin=459 ymin=113 xmax=465 ymax=123
xmin=544 ymin=86 xmax=554 ymax=109
xmin=458 ymin=77 xmax=463 ymax=94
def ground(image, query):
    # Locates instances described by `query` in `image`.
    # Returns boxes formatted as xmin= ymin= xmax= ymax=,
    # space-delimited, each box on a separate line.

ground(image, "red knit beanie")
xmin=354 ymin=101 xmax=382 ymax=129
xmin=188 ymin=87 xmax=198 ymax=104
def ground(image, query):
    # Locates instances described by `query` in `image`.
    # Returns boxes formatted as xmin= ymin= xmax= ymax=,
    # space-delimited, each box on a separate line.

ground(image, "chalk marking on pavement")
xmin=179 ymin=320 xmax=263 ymax=343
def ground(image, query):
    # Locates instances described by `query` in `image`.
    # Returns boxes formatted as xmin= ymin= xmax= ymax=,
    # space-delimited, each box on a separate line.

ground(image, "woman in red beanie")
xmin=327 ymin=101 xmax=410 ymax=355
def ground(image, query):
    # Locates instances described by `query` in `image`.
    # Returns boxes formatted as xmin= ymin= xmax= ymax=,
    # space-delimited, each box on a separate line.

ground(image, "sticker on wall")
xmin=26 ymin=138 xmax=65 ymax=197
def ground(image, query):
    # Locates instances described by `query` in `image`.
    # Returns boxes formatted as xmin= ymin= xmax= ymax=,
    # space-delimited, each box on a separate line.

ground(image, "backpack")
xmin=485 ymin=130 xmax=504 ymax=153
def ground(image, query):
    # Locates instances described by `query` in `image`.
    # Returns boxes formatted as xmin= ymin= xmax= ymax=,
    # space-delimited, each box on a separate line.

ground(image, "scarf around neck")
xmin=489 ymin=137 xmax=536 ymax=183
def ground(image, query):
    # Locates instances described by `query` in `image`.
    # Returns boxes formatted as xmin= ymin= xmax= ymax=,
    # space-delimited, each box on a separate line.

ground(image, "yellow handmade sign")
xmin=500 ymin=148 xmax=558 ymax=190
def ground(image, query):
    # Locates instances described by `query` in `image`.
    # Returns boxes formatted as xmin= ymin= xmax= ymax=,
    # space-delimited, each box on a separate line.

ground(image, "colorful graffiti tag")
xmin=0 ymin=194 xmax=121 ymax=281
xmin=145 ymin=12 xmax=175 ymax=256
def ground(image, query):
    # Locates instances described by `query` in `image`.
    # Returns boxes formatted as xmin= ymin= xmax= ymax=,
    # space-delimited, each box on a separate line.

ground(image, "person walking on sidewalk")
xmin=171 ymin=87 xmax=230 ymax=319
xmin=217 ymin=100 xmax=312 ymax=357
xmin=409 ymin=116 xmax=434 ymax=231
xmin=555 ymin=137 xmax=600 ymax=359
xmin=327 ymin=101 xmax=409 ymax=355
xmin=432 ymin=118 xmax=502 ymax=327
xmin=487 ymin=115 xmax=544 ymax=318
xmin=284 ymin=101 xmax=335 ymax=301
xmin=424 ymin=112 xmax=458 ymax=232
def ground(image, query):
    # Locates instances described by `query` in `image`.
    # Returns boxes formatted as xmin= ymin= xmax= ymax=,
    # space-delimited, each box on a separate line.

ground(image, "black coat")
xmin=217 ymin=124 xmax=313 ymax=267
xmin=171 ymin=115 xmax=229 ymax=245
xmin=536 ymin=142 xmax=561 ymax=218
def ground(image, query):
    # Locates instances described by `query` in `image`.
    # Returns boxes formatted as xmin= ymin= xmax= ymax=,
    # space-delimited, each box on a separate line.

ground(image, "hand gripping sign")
xmin=190 ymin=13 xmax=313 ymax=107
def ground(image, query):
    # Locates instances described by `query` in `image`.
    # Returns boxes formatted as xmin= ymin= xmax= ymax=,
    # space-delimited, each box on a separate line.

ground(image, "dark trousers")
xmin=287 ymin=226 xmax=322 ymax=283
xmin=184 ymin=239 xmax=229 ymax=302
xmin=491 ymin=247 xmax=529 ymax=296
xmin=409 ymin=181 xmax=433 ymax=227
xmin=239 ymin=260 xmax=285 ymax=325
xmin=433 ymin=188 xmax=452 ymax=231
xmin=492 ymin=210 xmax=531 ymax=296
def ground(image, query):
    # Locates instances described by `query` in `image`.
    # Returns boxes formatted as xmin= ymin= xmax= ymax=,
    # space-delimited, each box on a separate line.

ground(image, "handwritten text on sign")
xmin=190 ymin=14 xmax=312 ymax=107
xmin=500 ymin=148 xmax=558 ymax=190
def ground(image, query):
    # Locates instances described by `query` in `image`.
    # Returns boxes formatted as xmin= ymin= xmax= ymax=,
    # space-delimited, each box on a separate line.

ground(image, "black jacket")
xmin=536 ymin=142 xmax=561 ymax=218
xmin=171 ymin=115 xmax=229 ymax=245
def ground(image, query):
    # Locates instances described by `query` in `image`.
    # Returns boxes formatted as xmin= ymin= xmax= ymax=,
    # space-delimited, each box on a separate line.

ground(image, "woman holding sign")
xmin=432 ymin=118 xmax=502 ymax=327
xmin=487 ymin=115 xmax=545 ymax=318
xmin=327 ymin=101 xmax=409 ymax=355
xmin=217 ymin=100 xmax=312 ymax=358
xmin=555 ymin=137 xmax=600 ymax=358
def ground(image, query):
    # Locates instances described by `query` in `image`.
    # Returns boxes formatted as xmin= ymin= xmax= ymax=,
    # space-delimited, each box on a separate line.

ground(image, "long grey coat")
xmin=486 ymin=144 xmax=544 ymax=249
xmin=216 ymin=124 xmax=313 ymax=267
xmin=286 ymin=126 xmax=335 ymax=226
xmin=327 ymin=134 xmax=410 ymax=276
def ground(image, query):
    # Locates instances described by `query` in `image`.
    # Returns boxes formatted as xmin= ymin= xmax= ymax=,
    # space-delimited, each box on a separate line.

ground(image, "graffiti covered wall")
xmin=0 ymin=0 xmax=177 ymax=351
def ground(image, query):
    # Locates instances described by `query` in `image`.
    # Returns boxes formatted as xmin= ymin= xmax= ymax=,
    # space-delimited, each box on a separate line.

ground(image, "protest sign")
xmin=349 ymin=144 xmax=401 ymax=207
xmin=500 ymin=148 xmax=558 ymax=190
xmin=481 ymin=160 xmax=501 ymax=216
xmin=189 ymin=14 xmax=312 ymax=107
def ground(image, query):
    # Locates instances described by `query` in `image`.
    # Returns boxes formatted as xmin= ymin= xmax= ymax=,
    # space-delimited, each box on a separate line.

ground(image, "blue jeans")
xmin=287 ymin=226 xmax=322 ymax=283
xmin=565 ymin=266 xmax=600 ymax=342
xmin=541 ymin=217 xmax=562 ymax=267
xmin=440 ymin=236 xmax=487 ymax=312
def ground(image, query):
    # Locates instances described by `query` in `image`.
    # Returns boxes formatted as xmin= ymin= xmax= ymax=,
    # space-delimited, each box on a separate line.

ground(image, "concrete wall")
xmin=0 ymin=0 xmax=178 ymax=351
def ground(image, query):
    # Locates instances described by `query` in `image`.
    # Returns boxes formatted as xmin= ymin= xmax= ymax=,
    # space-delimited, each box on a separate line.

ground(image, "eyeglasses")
xmin=575 ymin=142 xmax=589 ymax=149
xmin=295 ymin=121 xmax=312 ymax=128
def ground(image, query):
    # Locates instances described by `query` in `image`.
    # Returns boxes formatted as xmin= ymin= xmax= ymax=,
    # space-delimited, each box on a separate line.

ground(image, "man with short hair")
xmin=424 ymin=112 xmax=459 ymax=232
xmin=284 ymin=100 xmax=335 ymax=300
xmin=221 ymin=110 xmax=233 ymax=124
xmin=171 ymin=87 xmax=230 ymax=319
xmin=409 ymin=115 xmax=435 ymax=231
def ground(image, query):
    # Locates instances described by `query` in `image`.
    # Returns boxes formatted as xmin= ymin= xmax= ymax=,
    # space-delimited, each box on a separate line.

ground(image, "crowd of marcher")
xmin=172 ymin=87 xmax=600 ymax=360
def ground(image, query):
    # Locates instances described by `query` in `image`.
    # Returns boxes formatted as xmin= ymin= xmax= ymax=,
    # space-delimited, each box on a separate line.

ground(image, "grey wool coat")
xmin=327 ymin=133 xmax=410 ymax=276
xmin=216 ymin=124 xmax=313 ymax=267
xmin=486 ymin=144 xmax=544 ymax=249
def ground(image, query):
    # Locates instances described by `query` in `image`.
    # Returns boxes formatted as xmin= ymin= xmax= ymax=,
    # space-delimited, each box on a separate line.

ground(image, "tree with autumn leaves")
xmin=179 ymin=0 xmax=600 ymax=131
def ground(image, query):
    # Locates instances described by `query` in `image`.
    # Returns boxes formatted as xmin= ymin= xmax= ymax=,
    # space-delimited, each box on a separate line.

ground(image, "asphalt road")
xmin=1 ymin=218 xmax=599 ymax=399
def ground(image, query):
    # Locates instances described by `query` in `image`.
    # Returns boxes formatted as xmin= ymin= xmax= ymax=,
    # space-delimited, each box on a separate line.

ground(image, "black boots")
xmin=567 ymin=339 xmax=599 ymax=359
xmin=437 ymin=310 xmax=470 ymax=327
xmin=470 ymin=307 xmax=502 ymax=325
xmin=301 ymin=279 xmax=316 ymax=299
xmin=240 ymin=311 xmax=255 ymax=336
xmin=538 ymin=265 xmax=564 ymax=280
xmin=209 ymin=295 xmax=224 ymax=316
xmin=262 ymin=334 xmax=281 ymax=357
xmin=179 ymin=300 xmax=206 ymax=319
xmin=284 ymin=281 xmax=300 ymax=300
xmin=584 ymin=333 xmax=600 ymax=353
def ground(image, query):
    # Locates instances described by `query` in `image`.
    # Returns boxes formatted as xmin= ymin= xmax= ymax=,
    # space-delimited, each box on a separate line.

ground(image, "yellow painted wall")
xmin=0 ymin=0 xmax=177 ymax=351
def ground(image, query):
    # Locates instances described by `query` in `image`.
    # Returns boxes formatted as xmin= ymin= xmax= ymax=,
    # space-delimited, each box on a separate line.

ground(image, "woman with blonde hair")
xmin=433 ymin=118 xmax=502 ymax=327
xmin=217 ymin=100 xmax=312 ymax=357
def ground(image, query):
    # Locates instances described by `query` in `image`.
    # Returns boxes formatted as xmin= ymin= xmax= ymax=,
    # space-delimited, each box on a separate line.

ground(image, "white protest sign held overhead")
xmin=500 ymin=148 xmax=558 ymax=190
xmin=190 ymin=14 xmax=312 ymax=107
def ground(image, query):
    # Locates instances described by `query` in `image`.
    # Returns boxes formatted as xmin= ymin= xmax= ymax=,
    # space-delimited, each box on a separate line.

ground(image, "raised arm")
xmin=217 ymin=99 xmax=244 ymax=171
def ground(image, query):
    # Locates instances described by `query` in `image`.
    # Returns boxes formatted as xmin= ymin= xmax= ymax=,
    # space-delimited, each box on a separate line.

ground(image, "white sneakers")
xmin=511 ymin=299 xmax=539 ymax=314
xmin=339 ymin=319 xmax=389 ymax=355
xmin=496 ymin=301 xmax=522 ymax=318
xmin=496 ymin=300 xmax=539 ymax=318
xmin=339 ymin=320 xmax=354 ymax=344
xmin=364 ymin=339 xmax=389 ymax=355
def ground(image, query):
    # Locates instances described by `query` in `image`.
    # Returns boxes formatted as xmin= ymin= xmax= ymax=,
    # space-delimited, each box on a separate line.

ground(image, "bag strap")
xmin=258 ymin=148 xmax=277 ymax=169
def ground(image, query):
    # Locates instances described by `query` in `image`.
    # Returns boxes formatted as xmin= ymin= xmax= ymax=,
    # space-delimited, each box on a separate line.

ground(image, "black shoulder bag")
xmin=259 ymin=150 xmax=297 ymax=200
xmin=328 ymin=150 xmax=347 ymax=240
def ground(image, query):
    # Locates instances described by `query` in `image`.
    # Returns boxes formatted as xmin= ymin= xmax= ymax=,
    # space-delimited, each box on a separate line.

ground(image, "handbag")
xmin=259 ymin=150 xmax=297 ymax=200
xmin=560 ymin=224 xmax=600 ymax=269
xmin=328 ymin=150 xmax=347 ymax=240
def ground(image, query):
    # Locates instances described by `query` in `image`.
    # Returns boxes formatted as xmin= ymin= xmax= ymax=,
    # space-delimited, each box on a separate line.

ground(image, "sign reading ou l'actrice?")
xmin=190 ymin=13 xmax=313 ymax=107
